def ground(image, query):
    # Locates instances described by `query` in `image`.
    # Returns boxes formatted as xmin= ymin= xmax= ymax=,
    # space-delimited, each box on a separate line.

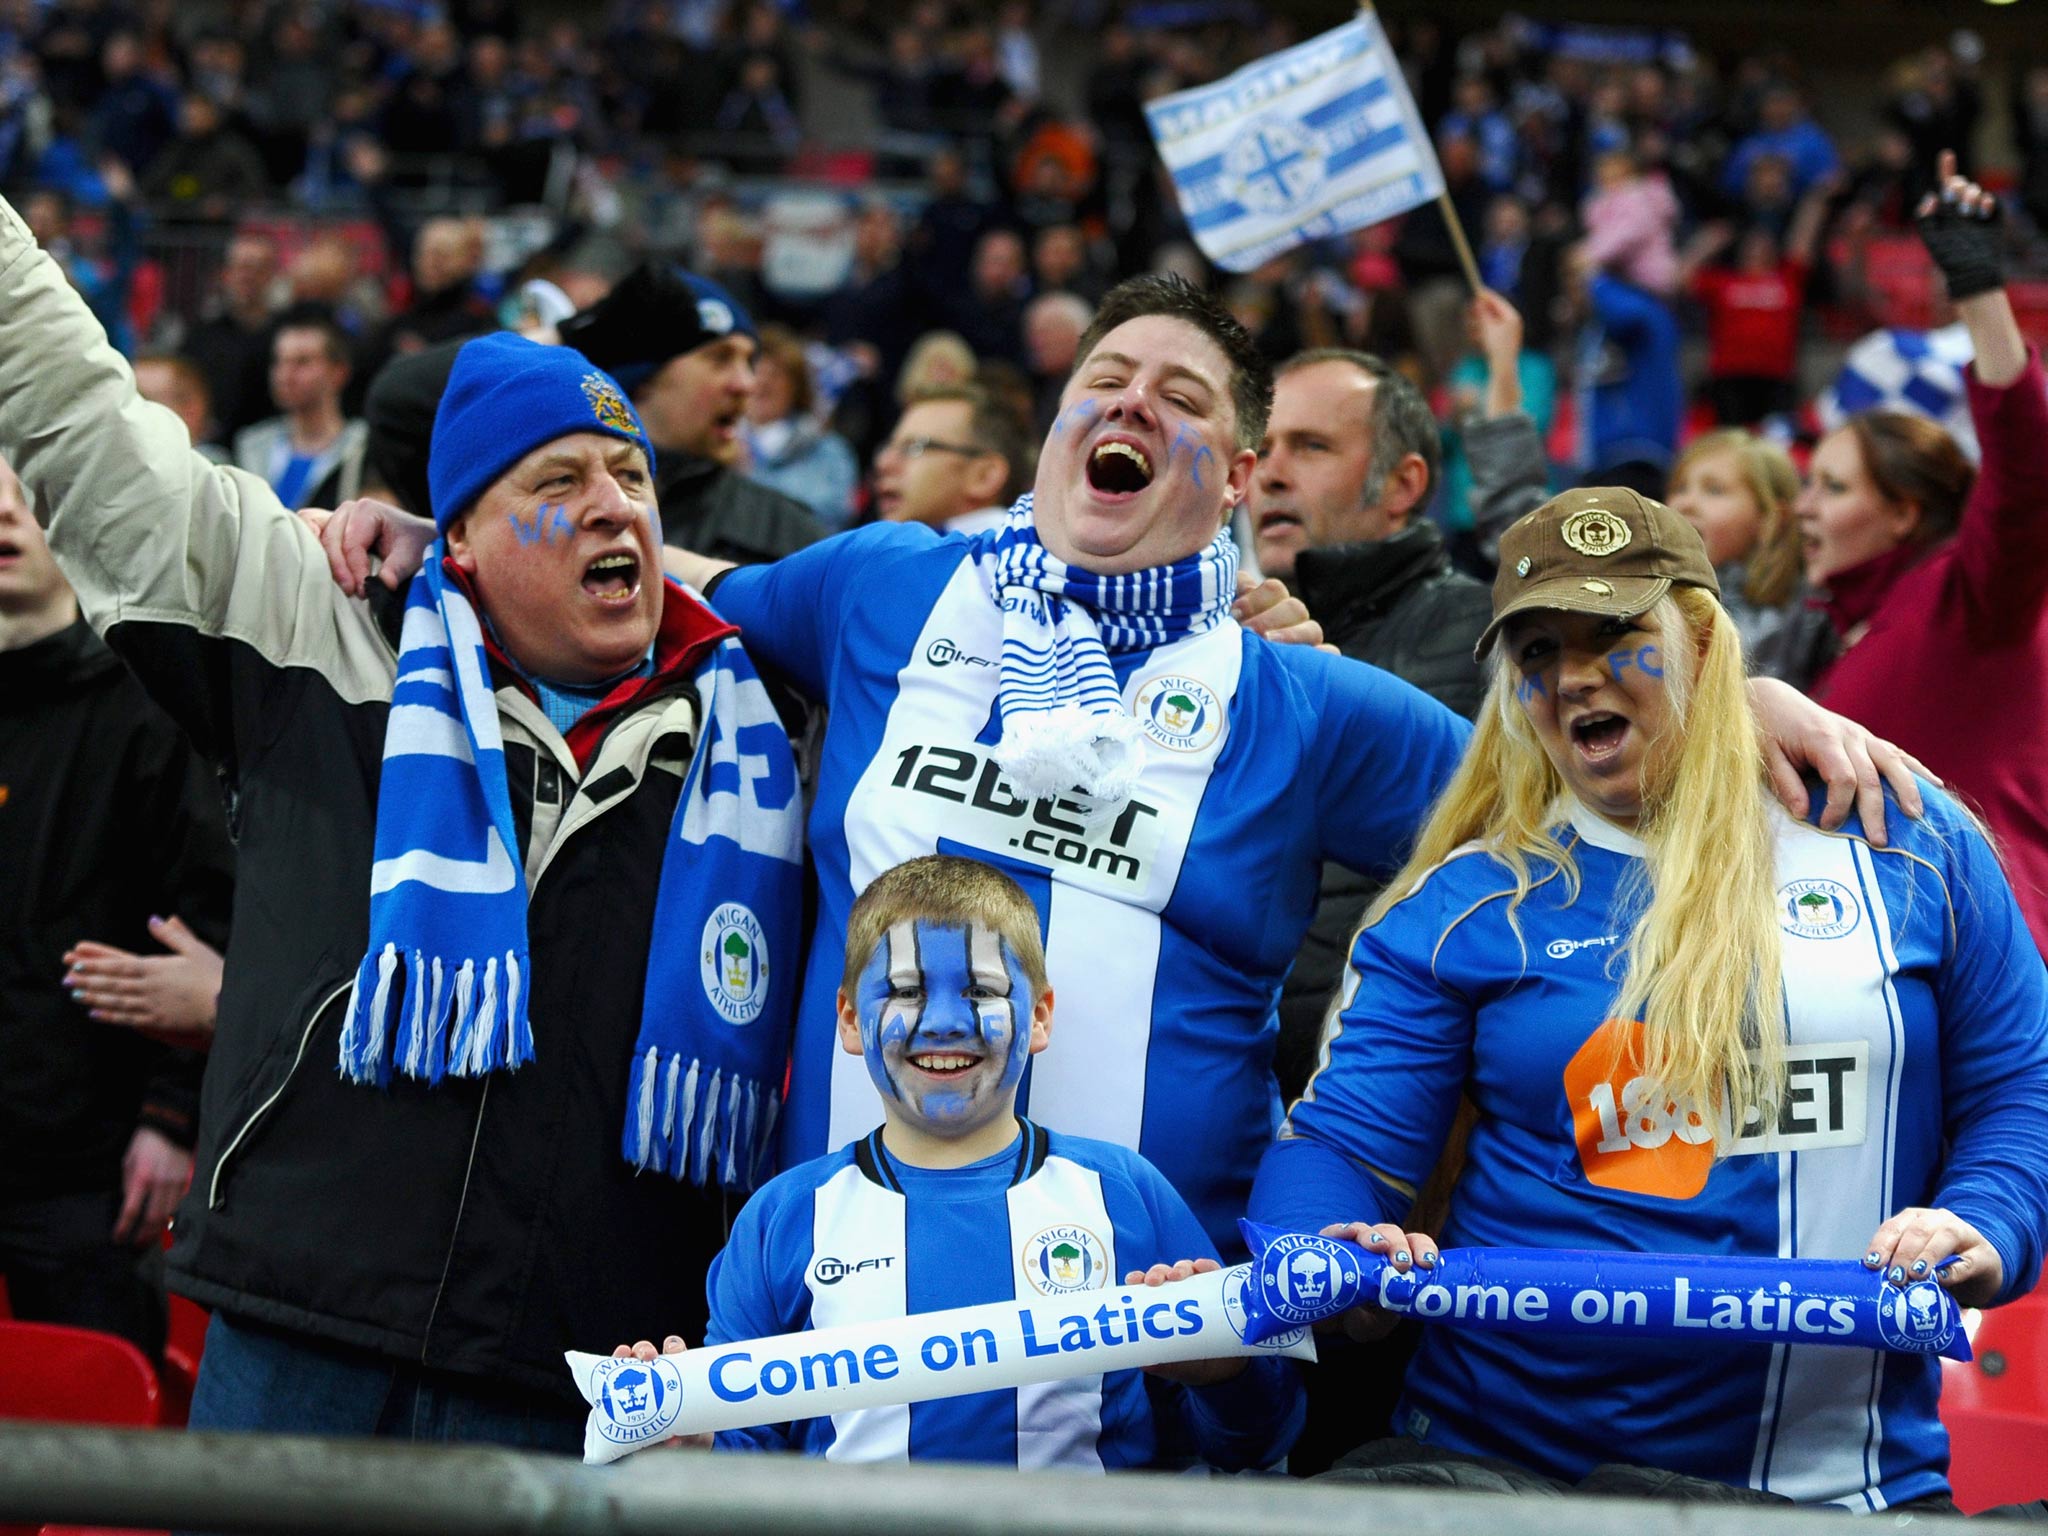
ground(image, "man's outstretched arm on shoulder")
xmin=0 ymin=194 xmax=393 ymax=753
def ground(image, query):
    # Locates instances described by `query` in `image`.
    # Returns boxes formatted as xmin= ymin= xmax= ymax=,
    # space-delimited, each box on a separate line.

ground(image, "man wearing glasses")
xmin=872 ymin=384 xmax=1031 ymax=538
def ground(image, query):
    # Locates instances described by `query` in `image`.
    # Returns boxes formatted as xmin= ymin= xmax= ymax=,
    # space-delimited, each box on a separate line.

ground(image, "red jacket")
xmin=1814 ymin=353 xmax=2048 ymax=953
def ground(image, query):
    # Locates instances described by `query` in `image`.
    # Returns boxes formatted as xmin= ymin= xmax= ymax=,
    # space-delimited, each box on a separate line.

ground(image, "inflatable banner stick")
xmin=1233 ymin=1220 xmax=1971 ymax=1363
xmin=568 ymin=1262 xmax=1316 ymax=1465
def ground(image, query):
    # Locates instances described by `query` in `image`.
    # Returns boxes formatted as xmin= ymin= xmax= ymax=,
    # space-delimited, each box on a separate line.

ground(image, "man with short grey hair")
xmin=1261 ymin=290 xmax=1551 ymax=1106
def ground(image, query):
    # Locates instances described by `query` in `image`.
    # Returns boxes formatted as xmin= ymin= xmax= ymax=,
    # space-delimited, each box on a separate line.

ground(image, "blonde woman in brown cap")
xmin=1252 ymin=488 xmax=2048 ymax=1509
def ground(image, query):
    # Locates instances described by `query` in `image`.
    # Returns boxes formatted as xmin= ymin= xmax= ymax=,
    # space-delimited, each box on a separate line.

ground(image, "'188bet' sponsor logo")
xmin=1135 ymin=675 xmax=1224 ymax=754
xmin=701 ymin=903 xmax=769 ymax=1024
xmin=593 ymin=1354 xmax=685 ymax=1446
xmin=1022 ymin=1225 xmax=1109 ymax=1295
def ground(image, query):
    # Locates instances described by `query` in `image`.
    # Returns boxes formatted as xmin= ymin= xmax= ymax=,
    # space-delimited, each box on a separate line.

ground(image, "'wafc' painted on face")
xmin=1168 ymin=423 xmax=1215 ymax=489
xmin=856 ymin=920 xmax=1032 ymax=1133
xmin=508 ymin=502 xmax=574 ymax=546
xmin=1516 ymin=642 xmax=1663 ymax=704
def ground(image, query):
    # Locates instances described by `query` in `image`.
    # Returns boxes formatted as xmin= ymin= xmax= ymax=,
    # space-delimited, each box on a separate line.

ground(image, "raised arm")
xmin=1915 ymin=151 xmax=2048 ymax=623
xmin=1465 ymin=289 xmax=1553 ymax=562
xmin=0 ymin=195 xmax=393 ymax=753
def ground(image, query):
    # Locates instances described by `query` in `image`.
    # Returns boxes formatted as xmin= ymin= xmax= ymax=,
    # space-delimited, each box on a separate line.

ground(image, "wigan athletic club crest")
xmin=1560 ymin=507 xmax=1632 ymax=558
xmin=581 ymin=371 xmax=640 ymax=438
xmin=1253 ymin=1231 xmax=1361 ymax=1328
xmin=1022 ymin=1225 xmax=1109 ymax=1295
xmin=701 ymin=903 xmax=770 ymax=1024
xmin=1135 ymin=674 xmax=1225 ymax=754
xmin=1778 ymin=879 xmax=1861 ymax=940
xmin=592 ymin=1355 xmax=683 ymax=1447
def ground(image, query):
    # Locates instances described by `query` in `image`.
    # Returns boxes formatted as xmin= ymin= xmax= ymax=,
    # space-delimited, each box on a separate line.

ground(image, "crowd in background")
xmin=4 ymin=3 xmax=2048 ymax=536
xmin=6 ymin=0 xmax=2048 ymax=1504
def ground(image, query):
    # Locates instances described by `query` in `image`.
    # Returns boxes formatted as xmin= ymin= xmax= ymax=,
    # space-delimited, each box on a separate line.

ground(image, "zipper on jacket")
xmin=419 ymin=1077 xmax=491 ymax=1362
xmin=207 ymin=979 xmax=352 ymax=1210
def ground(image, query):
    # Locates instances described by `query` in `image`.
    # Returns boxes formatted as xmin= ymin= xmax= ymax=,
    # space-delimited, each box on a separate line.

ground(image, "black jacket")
xmin=0 ymin=619 xmax=230 ymax=1197
xmin=3 ymin=188 xmax=759 ymax=1402
xmin=143 ymin=585 xmax=740 ymax=1401
xmin=1275 ymin=523 xmax=1492 ymax=1102
xmin=658 ymin=453 xmax=825 ymax=566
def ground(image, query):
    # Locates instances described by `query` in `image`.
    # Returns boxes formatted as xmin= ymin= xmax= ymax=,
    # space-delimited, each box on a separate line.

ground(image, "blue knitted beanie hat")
xmin=428 ymin=333 xmax=654 ymax=531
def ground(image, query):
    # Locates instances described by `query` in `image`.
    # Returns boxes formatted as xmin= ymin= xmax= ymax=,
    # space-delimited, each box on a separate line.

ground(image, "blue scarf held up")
xmin=969 ymin=492 xmax=1239 ymax=809
xmin=339 ymin=552 xmax=804 ymax=1190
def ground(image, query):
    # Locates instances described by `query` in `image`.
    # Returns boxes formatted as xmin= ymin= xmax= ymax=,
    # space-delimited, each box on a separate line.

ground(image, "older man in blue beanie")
xmin=0 ymin=194 xmax=803 ymax=1450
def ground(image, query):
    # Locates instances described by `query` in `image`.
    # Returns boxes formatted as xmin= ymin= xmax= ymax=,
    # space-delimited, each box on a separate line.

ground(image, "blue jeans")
xmin=187 ymin=1312 xmax=583 ymax=1454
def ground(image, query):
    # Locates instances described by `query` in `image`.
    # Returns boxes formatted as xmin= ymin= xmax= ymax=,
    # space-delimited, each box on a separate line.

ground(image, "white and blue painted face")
xmin=854 ymin=920 xmax=1034 ymax=1138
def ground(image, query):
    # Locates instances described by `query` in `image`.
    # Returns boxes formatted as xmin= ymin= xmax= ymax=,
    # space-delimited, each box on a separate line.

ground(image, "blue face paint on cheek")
xmin=508 ymin=503 xmax=573 ymax=546
xmin=1168 ymin=424 xmax=1215 ymax=489
xmin=1635 ymin=644 xmax=1663 ymax=678
xmin=1054 ymin=398 xmax=1102 ymax=436
xmin=1517 ymin=672 xmax=1549 ymax=703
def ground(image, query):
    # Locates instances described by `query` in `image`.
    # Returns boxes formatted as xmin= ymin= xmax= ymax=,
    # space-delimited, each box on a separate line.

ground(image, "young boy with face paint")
xmin=617 ymin=855 xmax=1304 ymax=1470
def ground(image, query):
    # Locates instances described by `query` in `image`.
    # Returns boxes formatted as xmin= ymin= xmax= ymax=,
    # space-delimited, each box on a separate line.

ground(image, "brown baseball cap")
xmin=1475 ymin=487 xmax=1720 ymax=661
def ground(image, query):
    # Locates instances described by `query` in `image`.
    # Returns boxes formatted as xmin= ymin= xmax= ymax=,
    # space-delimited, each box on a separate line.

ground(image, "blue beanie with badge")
xmin=428 ymin=332 xmax=654 ymax=531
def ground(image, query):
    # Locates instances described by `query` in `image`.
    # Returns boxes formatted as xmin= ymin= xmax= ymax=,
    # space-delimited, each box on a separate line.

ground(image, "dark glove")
xmin=1916 ymin=185 xmax=2004 ymax=302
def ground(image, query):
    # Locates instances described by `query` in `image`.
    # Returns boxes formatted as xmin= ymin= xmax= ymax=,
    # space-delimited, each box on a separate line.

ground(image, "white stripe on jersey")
xmin=807 ymin=1162 xmax=910 ymax=1462
xmin=1750 ymin=819 xmax=1905 ymax=1507
xmin=1007 ymin=1154 xmax=1115 ymax=1470
xmin=833 ymin=562 xmax=1240 ymax=1152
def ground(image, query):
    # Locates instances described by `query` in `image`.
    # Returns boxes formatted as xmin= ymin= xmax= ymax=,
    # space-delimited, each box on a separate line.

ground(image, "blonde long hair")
xmin=1364 ymin=587 xmax=1785 ymax=1145
xmin=1672 ymin=431 xmax=1802 ymax=611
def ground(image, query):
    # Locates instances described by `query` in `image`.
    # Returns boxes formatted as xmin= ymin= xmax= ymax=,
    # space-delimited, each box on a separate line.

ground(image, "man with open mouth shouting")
xmin=0 ymin=193 xmax=803 ymax=1452
xmin=328 ymin=274 xmax=1931 ymax=1269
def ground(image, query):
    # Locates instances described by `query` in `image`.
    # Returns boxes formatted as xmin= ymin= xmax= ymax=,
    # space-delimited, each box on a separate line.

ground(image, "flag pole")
xmin=1356 ymin=1 xmax=1485 ymax=294
xmin=1438 ymin=192 xmax=1486 ymax=295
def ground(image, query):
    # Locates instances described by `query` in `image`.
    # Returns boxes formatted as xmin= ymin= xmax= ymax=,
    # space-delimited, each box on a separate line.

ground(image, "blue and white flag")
xmin=1818 ymin=323 xmax=1980 ymax=464
xmin=1144 ymin=11 xmax=1443 ymax=273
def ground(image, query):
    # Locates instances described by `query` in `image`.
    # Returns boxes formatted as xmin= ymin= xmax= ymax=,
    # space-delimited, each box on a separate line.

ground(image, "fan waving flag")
xmin=1144 ymin=9 xmax=1444 ymax=273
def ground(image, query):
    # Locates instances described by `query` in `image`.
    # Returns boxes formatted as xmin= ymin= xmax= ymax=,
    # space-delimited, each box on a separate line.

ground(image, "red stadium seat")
xmin=156 ymin=1296 xmax=209 ymax=1429
xmin=0 ymin=1323 xmax=164 ymax=1536
xmin=0 ymin=1320 xmax=162 ymax=1427
xmin=1941 ymin=1280 xmax=2048 ymax=1513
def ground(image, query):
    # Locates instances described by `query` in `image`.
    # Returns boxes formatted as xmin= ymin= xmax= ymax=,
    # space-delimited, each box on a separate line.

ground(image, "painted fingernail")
xmin=1911 ymin=1260 xmax=1928 ymax=1276
xmin=1366 ymin=1232 xmax=1385 ymax=1244
xmin=1395 ymin=1251 xmax=1411 ymax=1266
xmin=1865 ymin=1251 xmax=1883 ymax=1265
xmin=1419 ymin=1252 xmax=1438 ymax=1269
xmin=1888 ymin=1266 xmax=1906 ymax=1285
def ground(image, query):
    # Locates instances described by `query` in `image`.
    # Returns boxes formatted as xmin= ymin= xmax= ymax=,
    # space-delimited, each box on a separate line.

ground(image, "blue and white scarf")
xmin=339 ymin=550 xmax=803 ymax=1190
xmin=970 ymin=493 xmax=1239 ymax=808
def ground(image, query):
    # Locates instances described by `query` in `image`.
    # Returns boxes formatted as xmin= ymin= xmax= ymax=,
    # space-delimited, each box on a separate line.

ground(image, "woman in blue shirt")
xmin=1253 ymin=487 xmax=2048 ymax=1510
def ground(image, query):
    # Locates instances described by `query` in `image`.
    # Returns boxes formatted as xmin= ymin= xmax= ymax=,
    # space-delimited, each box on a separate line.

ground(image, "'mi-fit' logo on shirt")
xmin=1779 ymin=879 xmax=1861 ymax=940
xmin=1022 ymin=1225 xmax=1109 ymax=1295
xmin=1135 ymin=674 xmax=1225 ymax=754
xmin=700 ymin=903 xmax=770 ymax=1024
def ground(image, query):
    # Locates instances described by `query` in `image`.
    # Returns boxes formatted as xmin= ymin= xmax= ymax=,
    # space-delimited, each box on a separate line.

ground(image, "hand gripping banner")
xmin=1233 ymin=1220 xmax=1972 ymax=1362
xmin=568 ymin=1262 xmax=1317 ymax=1464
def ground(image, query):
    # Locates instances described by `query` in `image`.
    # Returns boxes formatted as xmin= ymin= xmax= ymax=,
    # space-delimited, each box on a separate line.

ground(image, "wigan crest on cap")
xmin=581 ymin=372 xmax=639 ymax=437
xmin=1561 ymin=507 xmax=1632 ymax=557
